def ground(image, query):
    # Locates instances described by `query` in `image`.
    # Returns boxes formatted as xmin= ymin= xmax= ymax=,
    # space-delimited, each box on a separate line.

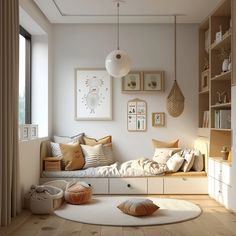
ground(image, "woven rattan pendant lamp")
xmin=167 ymin=15 xmax=185 ymax=117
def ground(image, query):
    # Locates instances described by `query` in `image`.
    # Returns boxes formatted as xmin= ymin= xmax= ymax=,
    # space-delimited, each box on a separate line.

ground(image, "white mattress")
xmin=42 ymin=159 xmax=167 ymax=178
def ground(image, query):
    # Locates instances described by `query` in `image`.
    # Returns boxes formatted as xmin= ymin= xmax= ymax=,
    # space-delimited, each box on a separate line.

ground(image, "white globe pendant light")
xmin=105 ymin=1 xmax=131 ymax=78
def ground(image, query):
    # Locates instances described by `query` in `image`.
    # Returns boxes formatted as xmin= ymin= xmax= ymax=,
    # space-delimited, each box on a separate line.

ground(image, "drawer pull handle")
xmin=88 ymin=184 xmax=91 ymax=187
xmin=182 ymin=178 xmax=187 ymax=181
xmin=218 ymin=190 xmax=221 ymax=193
xmin=127 ymin=184 xmax=131 ymax=188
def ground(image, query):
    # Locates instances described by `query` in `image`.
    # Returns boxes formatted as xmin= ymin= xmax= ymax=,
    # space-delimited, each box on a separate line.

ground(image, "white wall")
xmin=52 ymin=24 xmax=199 ymax=162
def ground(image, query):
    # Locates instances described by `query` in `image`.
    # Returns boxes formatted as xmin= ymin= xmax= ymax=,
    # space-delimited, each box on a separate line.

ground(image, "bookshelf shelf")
xmin=211 ymin=70 xmax=231 ymax=81
xmin=211 ymin=31 xmax=231 ymax=51
xmin=199 ymin=90 xmax=209 ymax=95
xmin=211 ymin=103 xmax=231 ymax=109
xmin=211 ymin=128 xmax=231 ymax=132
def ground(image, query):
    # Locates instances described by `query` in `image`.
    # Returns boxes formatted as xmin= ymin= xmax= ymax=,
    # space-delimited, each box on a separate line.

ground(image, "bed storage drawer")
xmin=109 ymin=178 xmax=147 ymax=194
xmin=147 ymin=177 xmax=164 ymax=194
xmin=81 ymin=178 xmax=109 ymax=194
xmin=164 ymin=177 xmax=208 ymax=194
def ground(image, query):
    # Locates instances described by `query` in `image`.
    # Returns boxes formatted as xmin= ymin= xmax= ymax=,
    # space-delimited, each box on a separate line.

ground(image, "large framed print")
xmin=75 ymin=69 xmax=112 ymax=120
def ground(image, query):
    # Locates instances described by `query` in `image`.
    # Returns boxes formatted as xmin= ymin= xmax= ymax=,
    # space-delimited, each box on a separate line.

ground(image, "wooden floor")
xmin=1 ymin=195 xmax=236 ymax=236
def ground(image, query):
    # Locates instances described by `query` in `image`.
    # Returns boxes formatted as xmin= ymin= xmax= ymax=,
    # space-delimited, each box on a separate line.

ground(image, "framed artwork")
xmin=122 ymin=72 xmax=142 ymax=91
xmin=75 ymin=69 xmax=112 ymax=120
xmin=31 ymin=125 xmax=38 ymax=139
xmin=201 ymin=69 xmax=209 ymax=92
xmin=152 ymin=112 xmax=165 ymax=127
xmin=19 ymin=124 xmax=31 ymax=140
xmin=143 ymin=71 xmax=164 ymax=91
xmin=127 ymin=98 xmax=147 ymax=132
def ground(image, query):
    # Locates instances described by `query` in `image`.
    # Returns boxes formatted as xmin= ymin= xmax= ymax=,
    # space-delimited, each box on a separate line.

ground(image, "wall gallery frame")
xmin=152 ymin=112 xmax=165 ymax=127
xmin=127 ymin=98 xmax=147 ymax=132
xmin=122 ymin=72 xmax=142 ymax=91
xmin=143 ymin=71 xmax=164 ymax=91
xmin=75 ymin=69 xmax=112 ymax=120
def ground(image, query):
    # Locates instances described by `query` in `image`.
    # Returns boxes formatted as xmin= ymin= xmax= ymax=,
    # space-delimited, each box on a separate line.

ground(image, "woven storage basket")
xmin=27 ymin=185 xmax=63 ymax=214
xmin=167 ymin=80 xmax=185 ymax=117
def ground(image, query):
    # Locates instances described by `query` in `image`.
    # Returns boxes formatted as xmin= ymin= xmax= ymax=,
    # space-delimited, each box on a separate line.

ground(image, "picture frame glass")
xmin=122 ymin=73 xmax=141 ymax=91
xmin=75 ymin=69 xmax=112 ymax=120
xmin=143 ymin=73 xmax=162 ymax=91
xmin=152 ymin=112 xmax=165 ymax=127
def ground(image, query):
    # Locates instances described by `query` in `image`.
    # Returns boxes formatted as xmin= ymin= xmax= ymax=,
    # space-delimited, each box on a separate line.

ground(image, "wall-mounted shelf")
xmin=199 ymin=90 xmax=209 ymax=95
xmin=211 ymin=128 xmax=231 ymax=132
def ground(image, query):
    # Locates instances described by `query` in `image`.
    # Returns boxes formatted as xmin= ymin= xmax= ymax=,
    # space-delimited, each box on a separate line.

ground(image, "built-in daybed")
xmin=39 ymin=138 xmax=208 ymax=195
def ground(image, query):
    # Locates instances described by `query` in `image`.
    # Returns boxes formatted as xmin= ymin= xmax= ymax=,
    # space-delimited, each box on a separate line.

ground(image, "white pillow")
xmin=50 ymin=142 xmax=62 ymax=157
xmin=54 ymin=133 xmax=84 ymax=144
xmin=166 ymin=153 xmax=184 ymax=172
xmin=153 ymin=148 xmax=182 ymax=164
xmin=192 ymin=149 xmax=204 ymax=171
xmin=81 ymin=144 xmax=105 ymax=169
xmin=181 ymin=152 xmax=195 ymax=172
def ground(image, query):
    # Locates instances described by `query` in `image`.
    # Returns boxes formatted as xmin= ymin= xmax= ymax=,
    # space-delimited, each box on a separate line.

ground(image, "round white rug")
xmin=54 ymin=196 xmax=202 ymax=226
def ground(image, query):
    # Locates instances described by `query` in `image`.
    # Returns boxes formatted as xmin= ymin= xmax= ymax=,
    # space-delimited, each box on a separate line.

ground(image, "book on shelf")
xmin=214 ymin=110 xmax=231 ymax=129
xmin=202 ymin=110 xmax=209 ymax=128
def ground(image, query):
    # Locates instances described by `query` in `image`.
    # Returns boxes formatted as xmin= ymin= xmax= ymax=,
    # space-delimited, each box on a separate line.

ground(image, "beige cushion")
xmin=117 ymin=198 xmax=159 ymax=216
xmin=60 ymin=142 xmax=85 ymax=170
xmin=153 ymin=148 xmax=182 ymax=164
xmin=54 ymin=133 xmax=84 ymax=144
xmin=83 ymin=135 xmax=112 ymax=146
xmin=166 ymin=152 xmax=184 ymax=172
xmin=181 ymin=151 xmax=195 ymax=172
xmin=50 ymin=142 xmax=62 ymax=157
xmin=101 ymin=144 xmax=115 ymax=166
xmin=81 ymin=144 xmax=105 ymax=169
xmin=192 ymin=149 xmax=204 ymax=171
xmin=152 ymin=139 xmax=179 ymax=148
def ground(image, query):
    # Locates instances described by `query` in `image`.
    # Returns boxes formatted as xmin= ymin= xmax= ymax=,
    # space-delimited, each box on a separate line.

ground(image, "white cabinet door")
xmin=208 ymin=176 xmax=215 ymax=198
xmin=164 ymin=177 xmax=208 ymax=194
xmin=109 ymin=178 xmax=147 ymax=194
xmin=82 ymin=178 xmax=109 ymax=194
xmin=221 ymin=163 xmax=231 ymax=186
xmin=147 ymin=178 xmax=164 ymax=194
xmin=208 ymin=159 xmax=215 ymax=178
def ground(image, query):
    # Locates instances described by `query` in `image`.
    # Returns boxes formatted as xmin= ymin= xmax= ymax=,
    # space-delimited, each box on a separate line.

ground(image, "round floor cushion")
xmin=65 ymin=182 xmax=92 ymax=205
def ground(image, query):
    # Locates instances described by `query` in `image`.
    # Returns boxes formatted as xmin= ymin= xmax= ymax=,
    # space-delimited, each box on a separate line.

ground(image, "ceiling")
xmin=34 ymin=0 xmax=223 ymax=24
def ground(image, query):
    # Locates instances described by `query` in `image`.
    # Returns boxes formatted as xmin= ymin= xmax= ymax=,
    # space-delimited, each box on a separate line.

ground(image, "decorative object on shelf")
xmin=218 ymin=47 xmax=230 ymax=72
xmin=216 ymin=90 xmax=228 ymax=104
xmin=75 ymin=69 xmax=112 ymax=120
xmin=202 ymin=111 xmax=209 ymax=128
xmin=167 ymin=15 xmax=185 ymax=117
xmin=19 ymin=124 xmax=31 ymax=140
xmin=105 ymin=1 xmax=131 ymax=78
xmin=201 ymin=69 xmax=209 ymax=92
xmin=214 ymin=110 xmax=231 ymax=129
xmin=127 ymin=98 xmax=147 ymax=132
xmin=122 ymin=72 xmax=141 ymax=91
xmin=152 ymin=112 xmax=165 ymax=127
xmin=221 ymin=146 xmax=229 ymax=161
xmin=143 ymin=71 xmax=164 ymax=91
xmin=215 ymin=25 xmax=223 ymax=43
xmin=204 ymin=29 xmax=210 ymax=53
xmin=30 ymin=125 xmax=38 ymax=139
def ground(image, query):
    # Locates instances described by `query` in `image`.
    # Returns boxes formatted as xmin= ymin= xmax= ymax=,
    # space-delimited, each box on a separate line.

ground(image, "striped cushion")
xmin=102 ymin=144 xmax=115 ymax=165
xmin=81 ymin=144 xmax=105 ymax=169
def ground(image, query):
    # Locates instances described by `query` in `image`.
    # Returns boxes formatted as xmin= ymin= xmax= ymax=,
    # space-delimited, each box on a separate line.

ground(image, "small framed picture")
xmin=143 ymin=71 xmax=164 ymax=91
xmin=122 ymin=72 xmax=142 ymax=91
xmin=201 ymin=69 xmax=209 ymax=92
xmin=31 ymin=125 xmax=38 ymax=139
xmin=152 ymin=112 xmax=165 ymax=127
xmin=19 ymin=124 xmax=31 ymax=140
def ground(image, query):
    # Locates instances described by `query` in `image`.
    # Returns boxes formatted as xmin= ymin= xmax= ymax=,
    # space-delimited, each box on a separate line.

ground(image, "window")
xmin=19 ymin=26 xmax=31 ymax=124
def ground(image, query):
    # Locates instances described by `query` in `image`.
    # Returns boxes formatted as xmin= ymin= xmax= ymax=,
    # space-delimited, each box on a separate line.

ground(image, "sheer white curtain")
xmin=0 ymin=0 xmax=21 ymax=226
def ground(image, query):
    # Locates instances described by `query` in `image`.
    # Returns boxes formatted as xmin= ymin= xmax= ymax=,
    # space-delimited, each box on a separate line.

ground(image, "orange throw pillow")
xmin=60 ymin=142 xmax=85 ymax=170
xmin=152 ymin=139 xmax=179 ymax=148
xmin=117 ymin=198 xmax=159 ymax=216
xmin=83 ymin=135 xmax=112 ymax=146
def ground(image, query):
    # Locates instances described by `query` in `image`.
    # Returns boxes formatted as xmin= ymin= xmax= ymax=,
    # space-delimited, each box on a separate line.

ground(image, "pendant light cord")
xmin=117 ymin=2 xmax=120 ymax=50
xmin=174 ymin=15 xmax=177 ymax=81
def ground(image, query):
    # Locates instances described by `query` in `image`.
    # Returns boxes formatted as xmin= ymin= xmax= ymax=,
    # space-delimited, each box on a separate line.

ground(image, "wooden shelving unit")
xmin=198 ymin=0 xmax=232 ymax=161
